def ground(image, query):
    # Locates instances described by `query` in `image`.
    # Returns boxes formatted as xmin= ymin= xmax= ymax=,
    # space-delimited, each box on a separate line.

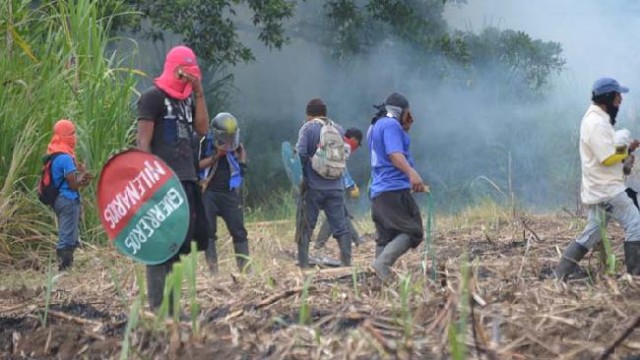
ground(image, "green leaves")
xmin=126 ymin=0 xmax=295 ymax=66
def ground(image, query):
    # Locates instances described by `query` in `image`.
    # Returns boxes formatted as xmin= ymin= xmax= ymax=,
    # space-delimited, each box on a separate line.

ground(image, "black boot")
xmin=146 ymin=262 xmax=171 ymax=313
xmin=56 ymin=248 xmax=74 ymax=271
xmin=205 ymin=238 xmax=219 ymax=275
xmin=624 ymin=241 xmax=640 ymax=275
xmin=233 ymin=241 xmax=251 ymax=272
xmin=337 ymin=234 xmax=352 ymax=266
xmin=375 ymin=245 xmax=385 ymax=259
xmin=372 ymin=234 xmax=412 ymax=281
xmin=554 ymin=241 xmax=588 ymax=280
xmin=315 ymin=220 xmax=332 ymax=249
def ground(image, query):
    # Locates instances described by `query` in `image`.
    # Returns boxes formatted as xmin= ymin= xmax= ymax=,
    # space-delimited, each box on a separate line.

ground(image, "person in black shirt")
xmin=198 ymin=112 xmax=250 ymax=274
xmin=136 ymin=45 xmax=211 ymax=312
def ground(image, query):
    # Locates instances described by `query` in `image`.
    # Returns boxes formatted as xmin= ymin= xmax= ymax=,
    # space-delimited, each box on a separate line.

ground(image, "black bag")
xmin=37 ymin=153 xmax=64 ymax=206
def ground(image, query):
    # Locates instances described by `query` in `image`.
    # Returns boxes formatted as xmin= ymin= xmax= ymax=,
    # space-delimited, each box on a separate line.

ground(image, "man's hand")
xmin=409 ymin=168 xmax=427 ymax=192
xmin=79 ymin=171 xmax=94 ymax=187
xmin=236 ymin=143 xmax=247 ymax=163
xmin=348 ymin=185 xmax=360 ymax=198
xmin=180 ymin=69 xmax=203 ymax=97
xmin=630 ymin=139 xmax=640 ymax=153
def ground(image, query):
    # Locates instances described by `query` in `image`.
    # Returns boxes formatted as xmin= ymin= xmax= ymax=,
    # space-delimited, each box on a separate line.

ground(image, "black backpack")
xmin=37 ymin=153 xmax=64 ymax=206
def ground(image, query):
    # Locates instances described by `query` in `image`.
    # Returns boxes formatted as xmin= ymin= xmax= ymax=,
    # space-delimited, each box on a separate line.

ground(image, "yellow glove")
xmin=349 ymin=185 xmax=360 ymax=198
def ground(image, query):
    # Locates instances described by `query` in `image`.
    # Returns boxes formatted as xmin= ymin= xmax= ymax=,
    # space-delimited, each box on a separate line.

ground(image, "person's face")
xmin=614 ymin=92 xmax=622 ymax=108
xmin=174 ymin=65 xmax=188 ymax=83
xmin=348 ymin=136 xmax=361 ymax=151
xmin=401 ymin=109 xmax=414 ymax=131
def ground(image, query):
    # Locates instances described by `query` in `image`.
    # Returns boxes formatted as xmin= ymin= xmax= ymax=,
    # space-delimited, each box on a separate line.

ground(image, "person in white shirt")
xmin=555 ymin=78 xmax=640 ymax=279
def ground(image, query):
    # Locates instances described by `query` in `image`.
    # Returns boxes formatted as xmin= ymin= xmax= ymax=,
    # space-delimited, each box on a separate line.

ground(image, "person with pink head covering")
xmin=46 ymin=119 xmax=93 ymax=271
xmin=136 ymin=45 xmax=211 ymax=313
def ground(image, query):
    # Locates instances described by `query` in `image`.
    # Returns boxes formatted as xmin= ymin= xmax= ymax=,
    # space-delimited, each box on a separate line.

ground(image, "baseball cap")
xmin=592 ymin=77 xmax=629 ymax=96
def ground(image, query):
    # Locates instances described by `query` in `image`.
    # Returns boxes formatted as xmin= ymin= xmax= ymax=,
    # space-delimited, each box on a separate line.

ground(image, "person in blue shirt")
xmin=315 ymin=128 xmax=364 ymax=249
xmin=368 ymin=93 xmax=428 ymax=281
xmin=198 ymin=112 xmax=250 ymax=274
xmin=46 ymin=119 xmax=93 ymax=271
xmin=295 ymin=98 xmax=352 ymax=268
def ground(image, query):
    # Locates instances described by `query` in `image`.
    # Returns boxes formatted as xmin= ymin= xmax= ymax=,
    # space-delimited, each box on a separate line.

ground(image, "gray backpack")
xmin=311 ymin=118 xmax=347 ymax=179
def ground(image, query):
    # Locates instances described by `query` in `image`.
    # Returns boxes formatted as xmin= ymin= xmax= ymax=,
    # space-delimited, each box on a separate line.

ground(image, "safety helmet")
xmin=211 ymin=112 xmax=240 ymax=151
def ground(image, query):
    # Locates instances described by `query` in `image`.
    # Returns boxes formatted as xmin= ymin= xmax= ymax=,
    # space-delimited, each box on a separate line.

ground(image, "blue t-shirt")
xmin=368 ymin=117 xmax=415 ymax=198
xmin=51 ymin=154 xmax=79 ymax=200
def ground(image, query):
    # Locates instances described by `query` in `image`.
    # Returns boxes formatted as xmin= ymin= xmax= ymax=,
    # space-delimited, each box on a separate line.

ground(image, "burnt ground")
xmin=2 ymin=211 xmax=640 ymax=359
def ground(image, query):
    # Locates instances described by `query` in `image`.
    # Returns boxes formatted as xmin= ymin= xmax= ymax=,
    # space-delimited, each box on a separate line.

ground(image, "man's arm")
xmin=296 ymin=123 xmax=310 ymax=164
xmin=136 ymin=120 xmax=154 ymax=153
xmin=389 ymin=153 xmax=427 ymax=192
xmin=182 ymin=72 xmax=208 ymax=136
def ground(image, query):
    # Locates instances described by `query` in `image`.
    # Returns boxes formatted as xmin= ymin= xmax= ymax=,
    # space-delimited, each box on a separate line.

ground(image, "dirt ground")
xmin=2 ymin=210 xmax=640 ymax=359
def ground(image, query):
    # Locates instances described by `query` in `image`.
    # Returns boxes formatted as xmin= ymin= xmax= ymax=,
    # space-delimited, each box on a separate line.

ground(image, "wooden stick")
xmin=598 ymin=315 xmax=640 ymax=360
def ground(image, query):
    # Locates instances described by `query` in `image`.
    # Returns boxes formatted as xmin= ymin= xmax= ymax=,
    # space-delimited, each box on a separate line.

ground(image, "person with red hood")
xmin=136 ymin=45 xmax=211 ymax=312
xmin=47 ymin=119 xmax=93 ymax=271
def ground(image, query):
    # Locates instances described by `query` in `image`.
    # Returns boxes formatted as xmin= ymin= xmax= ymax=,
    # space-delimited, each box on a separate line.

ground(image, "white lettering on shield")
xmin=123 ymin=187 xmax=185 ymax=256
xmin=103 ymin=160 xmax=167 ymax=230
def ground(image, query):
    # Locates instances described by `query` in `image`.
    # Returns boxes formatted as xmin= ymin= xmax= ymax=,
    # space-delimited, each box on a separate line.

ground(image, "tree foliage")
xmin=321 ymin=0 xmax=565 ymax=94
xmin=120 ymin=0 xmax=296 ymax=66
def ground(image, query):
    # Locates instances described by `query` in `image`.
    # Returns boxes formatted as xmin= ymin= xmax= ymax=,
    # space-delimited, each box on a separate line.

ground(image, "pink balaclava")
xmin=154 ymin=46 xmax=202 ymax=100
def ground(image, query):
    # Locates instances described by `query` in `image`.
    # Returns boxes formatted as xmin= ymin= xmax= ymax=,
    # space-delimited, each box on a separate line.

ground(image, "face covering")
xmin=607 ymin=104 xmax=619 ymax=126
xmin=154 ymin=46 xmax=202 ymax=100
xmin=47 ymin=119 xmax=76 ymax=158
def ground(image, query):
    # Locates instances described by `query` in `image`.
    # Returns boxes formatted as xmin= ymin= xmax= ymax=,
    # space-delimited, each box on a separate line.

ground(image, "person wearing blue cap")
xmin=555 ymin=78 xmax=640 ymax=279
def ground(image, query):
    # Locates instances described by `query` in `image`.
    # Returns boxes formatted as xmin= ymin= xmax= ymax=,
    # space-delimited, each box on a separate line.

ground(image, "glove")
xmin=349 ymin=185 xmax=360 ymax=198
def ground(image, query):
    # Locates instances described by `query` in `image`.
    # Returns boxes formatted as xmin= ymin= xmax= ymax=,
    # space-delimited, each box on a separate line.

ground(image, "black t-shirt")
xmin=137 ymin=87 xmax=197 ymax=181
xmin=208 ymin=156 xmax=232 ymax=192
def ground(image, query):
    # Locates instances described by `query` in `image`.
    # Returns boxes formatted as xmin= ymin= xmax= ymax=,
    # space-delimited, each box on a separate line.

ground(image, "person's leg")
xmin=202 ymin=190 xmax=220 ymax=274
xmin=298 ymin=188 xmax=321 ymax=268
xmin=322 ymin=190 xmax=352 ymax=266
xmin=315 ymin=216 xmax=332 ymax=249
xmin=371 ymin=191 xmax=422 ymax=281
xmin=554 ymin=204 xmax=606 ymax=279
xmin=146 ymin=257 xmax=177 ymax=313
xmin=54 ymin=196 xmax=80 ymax=271
xmin=609 ymin=192 xmax=640 ymax=274
xmin=218 ymin=191 xmax=250 ymax=272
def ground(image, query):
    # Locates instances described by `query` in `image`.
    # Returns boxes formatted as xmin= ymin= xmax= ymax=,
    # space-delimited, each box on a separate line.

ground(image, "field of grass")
xmin=2 ymin=205 xmax=640 ymax=360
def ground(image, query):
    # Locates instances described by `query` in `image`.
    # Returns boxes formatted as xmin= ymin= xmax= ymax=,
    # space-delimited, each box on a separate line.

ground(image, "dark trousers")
xmin=297 ymin=188 xmax=351 ymax=266
xmin=202 ymin=190 xmax=249 ymax=264
xmin=371 ymin=189 xmax=424 ymax=248
xmin=146 ymin=181 xmax=200 ymax=311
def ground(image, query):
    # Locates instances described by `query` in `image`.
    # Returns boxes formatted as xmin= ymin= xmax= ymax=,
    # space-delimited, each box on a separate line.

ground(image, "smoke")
xmin=225 ymin=1 xmax=640 ymax=211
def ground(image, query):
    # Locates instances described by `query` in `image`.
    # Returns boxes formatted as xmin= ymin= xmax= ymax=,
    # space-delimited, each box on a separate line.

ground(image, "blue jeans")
xmin=54 ymin=196 xmax=80 ymax=250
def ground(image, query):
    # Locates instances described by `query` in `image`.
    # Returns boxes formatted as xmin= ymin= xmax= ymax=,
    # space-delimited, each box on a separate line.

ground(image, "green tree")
xmin=122 ymin=0 xmax=296 ymax=66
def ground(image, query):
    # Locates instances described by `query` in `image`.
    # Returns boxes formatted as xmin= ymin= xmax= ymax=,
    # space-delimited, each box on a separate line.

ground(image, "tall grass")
xmin=0 ymin=0 xmax=139 ymax=257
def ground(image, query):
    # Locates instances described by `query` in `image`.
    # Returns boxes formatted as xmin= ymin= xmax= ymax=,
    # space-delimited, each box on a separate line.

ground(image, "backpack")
xmin=37 ymin=153 xmax=64 ymax=206
xmin=310 ymin=118 xmax=347 ymax=179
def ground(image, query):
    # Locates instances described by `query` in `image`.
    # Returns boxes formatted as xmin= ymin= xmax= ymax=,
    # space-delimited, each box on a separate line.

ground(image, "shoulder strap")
xmin=47 ymin=153 xmax=67 ymax=190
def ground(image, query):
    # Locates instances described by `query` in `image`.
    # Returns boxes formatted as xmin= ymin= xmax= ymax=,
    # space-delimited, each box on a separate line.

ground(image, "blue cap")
xmin=592 ymin=77 xmax=629 ymax=96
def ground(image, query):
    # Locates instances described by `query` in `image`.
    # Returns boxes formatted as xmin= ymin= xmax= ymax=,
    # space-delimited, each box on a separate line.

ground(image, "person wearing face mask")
xmin=367 ymin=92 xmax=429 ymax=281
xmin=554 ymin=78 xmax=640 ymax=280
xmin=136 ymin=45 xmax=211 ymax=312
xmin=198 ymin=112 xmax=250 ymax=274
xmin=47 ymin=119 xmax=94 ymax=271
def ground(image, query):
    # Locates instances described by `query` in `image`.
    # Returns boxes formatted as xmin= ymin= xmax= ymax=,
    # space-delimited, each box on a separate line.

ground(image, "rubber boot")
xmin=315 ymin=220 xmax=332 ymax=249
xmin=146 ymin=262 xmax=172 ymax=314
xmin=233 ymin=241 xmax=251 ymax=272
xmin=624 ymin=241 xmax=640 ymax=275
xmin=205 ymin=239 xmax=219 ymax=275
xmin=56 ymin=248 xmax=74 ymax=271
xmin=375 ymin=245 xmax=385 ymax=259
xmin=337 ymin=234 xmax=352 ymax=266
xmin=553 ymin=241 xmax=588 ymax=280
xmin=298 ymin=227 xmax=311 ymax=268
xmin=347 ymin=219 xmax=363 ymax=246
xmin=372 ymin=234 xmax=412 ymax=281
